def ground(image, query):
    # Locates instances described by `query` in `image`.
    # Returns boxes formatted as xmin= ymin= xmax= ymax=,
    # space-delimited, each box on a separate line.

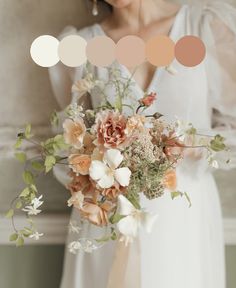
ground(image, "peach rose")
xmin=94 ymin=111 xmax=128 ymax=149
xmin=63 ymin=117 xmax=86 ymax=149
xmin=139 ymin=92 xmax=157 ymax=107
xmin=80 ymin=200 xmax=113 ymax=226
xmin=69 ymin=154 xmax=91 ymax=175
xmin=163 ymin=170 xmax=177 ymax=191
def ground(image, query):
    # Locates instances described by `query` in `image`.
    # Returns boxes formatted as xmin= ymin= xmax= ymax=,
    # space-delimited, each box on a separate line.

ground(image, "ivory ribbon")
xmin=107 ymin=237 xmax=141 ymax=288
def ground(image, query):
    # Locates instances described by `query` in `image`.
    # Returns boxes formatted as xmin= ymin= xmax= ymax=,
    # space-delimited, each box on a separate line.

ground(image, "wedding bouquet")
xmin=6 ymin=68 xmax=227 ymax=252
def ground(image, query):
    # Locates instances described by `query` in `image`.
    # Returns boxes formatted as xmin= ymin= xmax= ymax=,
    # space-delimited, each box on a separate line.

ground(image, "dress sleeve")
xmin=200 ymin=1 xmax=236 ymax=169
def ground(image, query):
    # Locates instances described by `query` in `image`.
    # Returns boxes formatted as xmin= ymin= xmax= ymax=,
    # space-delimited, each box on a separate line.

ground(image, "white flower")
xmin=116 ymin=195 xmax=158 ymax=245
xmin=29 ymin=231 xmax=44 ymax=241
xmin=83 ymin=240 xmax=97 ymax=253
xmin=211 ymin=160 xmax=219 ymax=169
xmin=68 ymin=241 xmax=82 ymax=255
xmin=31 ymin=195 xmax=43 ymax=208
xmin=22 ymin=195 xmax=43 ymax=216
xmin=89 ymin=149 xmax=131 ymax=189
xmin=67 ymin=103 xmax=85 ymax=119
xmin=67 ymin=191 xmax=84 ymax=209
xmin=165 ymin=64 xmax=178 ymax=75
xmin=68 ymin=221 xmax=82 ymax=234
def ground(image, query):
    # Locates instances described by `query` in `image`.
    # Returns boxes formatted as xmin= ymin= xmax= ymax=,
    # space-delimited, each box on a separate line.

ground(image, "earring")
xmin=92 ymin=0 xmax=98 ymax=16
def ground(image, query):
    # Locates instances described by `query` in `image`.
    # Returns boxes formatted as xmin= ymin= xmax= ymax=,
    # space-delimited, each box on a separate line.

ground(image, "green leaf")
xmin=31 ymin=161 xmax=45 ymax=171
xmin=16 ymin=236 xmax=24 ymax=247
xmin=210 ymin=134 xmax=226 ymax=152
xmin=23 ymin=171 xmax=34 ymax=185
xmin=5 ymin=209 xmax=14 ymax=218
xmin=171 ymin=191 xmax=182 ymax=200
xmin=25 ymin=124 xmax=32 ymax=139
xmin=14 ymin=137 xmax=22 ymax=149
xmin=171 ymin=191 xmax=192 ymax=208
xmin=50 ymin=110 xmax=59 ymax=126
xmin=20 ymin=187 xmax=30 ymax=197
xmin=44 ymin=155 xmax=56 ymax=173
xmin=15 ymin=152 xmax=26 ymax=163
xmin=30 ymin=184 xmax=38 ymax=193
xmin=184 ymin=192 xmax=192 ymax=208
xmin=95 ymin=235 xmax=111 ymax=243
xmin=53 ymin=135 xmax=69 ymax=151
xmin=9 ymin=233 xmax=18 ymax=242
xmin=109 ymin=214 xmax=126 ymax=224
xmin=15 ymin=200 xmax=22 ymax=209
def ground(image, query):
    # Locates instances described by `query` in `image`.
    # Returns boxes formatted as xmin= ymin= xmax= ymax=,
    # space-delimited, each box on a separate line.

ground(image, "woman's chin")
xmin=105 ymin=0 xmax=133 ymax=9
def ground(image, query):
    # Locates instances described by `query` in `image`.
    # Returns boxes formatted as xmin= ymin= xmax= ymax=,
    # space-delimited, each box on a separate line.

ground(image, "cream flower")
xmin=29 ymin=231 xmax=44 ymax=241
xmin=22 ymin=195 xmax=43 ymax=216
xmin=68 ymin=241 xmax=82 ymax=254
xmin=63 ymin=117 xmax=86 ymax=149
xmin=67 ymin=191 xmax=84 ymax=209
xmin=89 ymin=149 xmax=131 ymax=189
xmin=116 ymin=195 xmax=158 ymax=244
xmin=72 ymin=73 xmax=95 ymax=95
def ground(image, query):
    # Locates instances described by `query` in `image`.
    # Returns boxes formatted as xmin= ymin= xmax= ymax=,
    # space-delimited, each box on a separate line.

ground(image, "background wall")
xmin=0 ymin=0 xmax=235 ymax=288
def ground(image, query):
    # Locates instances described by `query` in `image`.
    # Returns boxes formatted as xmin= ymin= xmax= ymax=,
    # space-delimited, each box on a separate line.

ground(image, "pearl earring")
xmin=92 ymin=0 xmax=98 ymax=16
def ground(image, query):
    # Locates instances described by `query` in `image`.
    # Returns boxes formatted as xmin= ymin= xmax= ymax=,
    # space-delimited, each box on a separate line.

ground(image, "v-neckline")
xmin=94 ymin=5 xmax=187 ymax=95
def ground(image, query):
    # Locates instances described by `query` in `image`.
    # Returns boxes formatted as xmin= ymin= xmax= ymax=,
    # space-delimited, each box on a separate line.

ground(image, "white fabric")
xmin=48 ymin=1 xmax=236 ymax=287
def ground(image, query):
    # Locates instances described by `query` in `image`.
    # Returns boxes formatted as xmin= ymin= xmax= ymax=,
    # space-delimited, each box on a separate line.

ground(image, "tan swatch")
xmin=146 ymin=35 xmax=175 ymax=67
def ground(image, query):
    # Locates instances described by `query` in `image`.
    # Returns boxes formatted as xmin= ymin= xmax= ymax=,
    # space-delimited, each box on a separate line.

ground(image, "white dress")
xmin=49 ymin=2 xmax=236 ymax=288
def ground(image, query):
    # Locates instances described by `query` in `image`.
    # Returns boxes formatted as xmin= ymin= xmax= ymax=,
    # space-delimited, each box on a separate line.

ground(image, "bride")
xmin=49 ymin=0 xmax=236 ymax=287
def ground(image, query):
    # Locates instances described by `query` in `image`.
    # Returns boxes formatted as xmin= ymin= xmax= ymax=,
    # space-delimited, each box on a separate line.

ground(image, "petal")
xmin=98 ymin=174 xmax=114 ymax=188
xmin=117 ymin=195 xmax=135 ymax=216
xmin=141 ymin=212 xmax=158 ymax=233
xmin=114 ymin=167 xmax=131 ymax=187
xmin=89 ymin=161 xmax=107 ymax=180
xmin=117 ymin=216 xmax=139 ymax=238
xmin=103 ymin=149 xmax=123 ymax=169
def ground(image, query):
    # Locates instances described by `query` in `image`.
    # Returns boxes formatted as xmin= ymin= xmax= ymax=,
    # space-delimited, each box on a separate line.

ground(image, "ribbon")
xmin=107 ymin=237 xmax=141 ymax=288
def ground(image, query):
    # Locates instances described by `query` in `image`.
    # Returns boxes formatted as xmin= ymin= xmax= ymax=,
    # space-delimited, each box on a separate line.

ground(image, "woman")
xmin=49 ymin=0 xmax=236 ymax=287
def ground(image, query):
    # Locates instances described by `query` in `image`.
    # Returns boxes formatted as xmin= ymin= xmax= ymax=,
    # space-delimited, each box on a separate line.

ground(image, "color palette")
xmin=30 ymin=34 xmax=206 ymax=68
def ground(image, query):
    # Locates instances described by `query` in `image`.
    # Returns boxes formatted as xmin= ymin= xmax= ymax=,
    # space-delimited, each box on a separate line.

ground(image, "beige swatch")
xmin=58 ymin=35 xmax=87 ymax=67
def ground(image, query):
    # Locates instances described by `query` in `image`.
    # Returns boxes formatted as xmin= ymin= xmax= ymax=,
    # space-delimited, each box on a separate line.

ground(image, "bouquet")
xmin=6 ymin=68 xmax=227 ymax=252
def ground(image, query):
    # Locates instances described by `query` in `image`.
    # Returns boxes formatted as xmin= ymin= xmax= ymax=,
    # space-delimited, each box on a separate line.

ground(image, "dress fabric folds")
xmin=48 ymin=1 xmax=236 ymax=287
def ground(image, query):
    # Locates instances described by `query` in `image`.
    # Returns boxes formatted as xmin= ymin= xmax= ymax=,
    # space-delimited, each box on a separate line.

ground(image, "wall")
xmin=0 ymin=0 xmax=235 ymax=288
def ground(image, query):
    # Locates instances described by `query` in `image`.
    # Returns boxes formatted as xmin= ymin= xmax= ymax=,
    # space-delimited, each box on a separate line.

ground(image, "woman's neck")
xmin=103 ymin=0 xmax=180 ymax=33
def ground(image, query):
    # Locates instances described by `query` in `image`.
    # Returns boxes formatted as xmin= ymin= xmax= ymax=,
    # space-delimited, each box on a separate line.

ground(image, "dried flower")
xmin=163 ymin=170 xmax=177 ymax=191
xmin=67 ymin=191 xmax=84 ymax=209
xmin=69 ymin=154 xmax=91 ymax=175
xmin=80 ymin=200 xmax=113 ymax=226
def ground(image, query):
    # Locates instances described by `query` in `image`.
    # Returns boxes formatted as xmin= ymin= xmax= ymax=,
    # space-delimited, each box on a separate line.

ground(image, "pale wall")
xmin=0 ymin=1 xmax=235 ymax=288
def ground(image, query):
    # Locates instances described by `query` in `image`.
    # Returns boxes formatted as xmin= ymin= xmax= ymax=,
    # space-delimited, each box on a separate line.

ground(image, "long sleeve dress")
xmin=49 ymin=1 xmax=236 ymax=287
